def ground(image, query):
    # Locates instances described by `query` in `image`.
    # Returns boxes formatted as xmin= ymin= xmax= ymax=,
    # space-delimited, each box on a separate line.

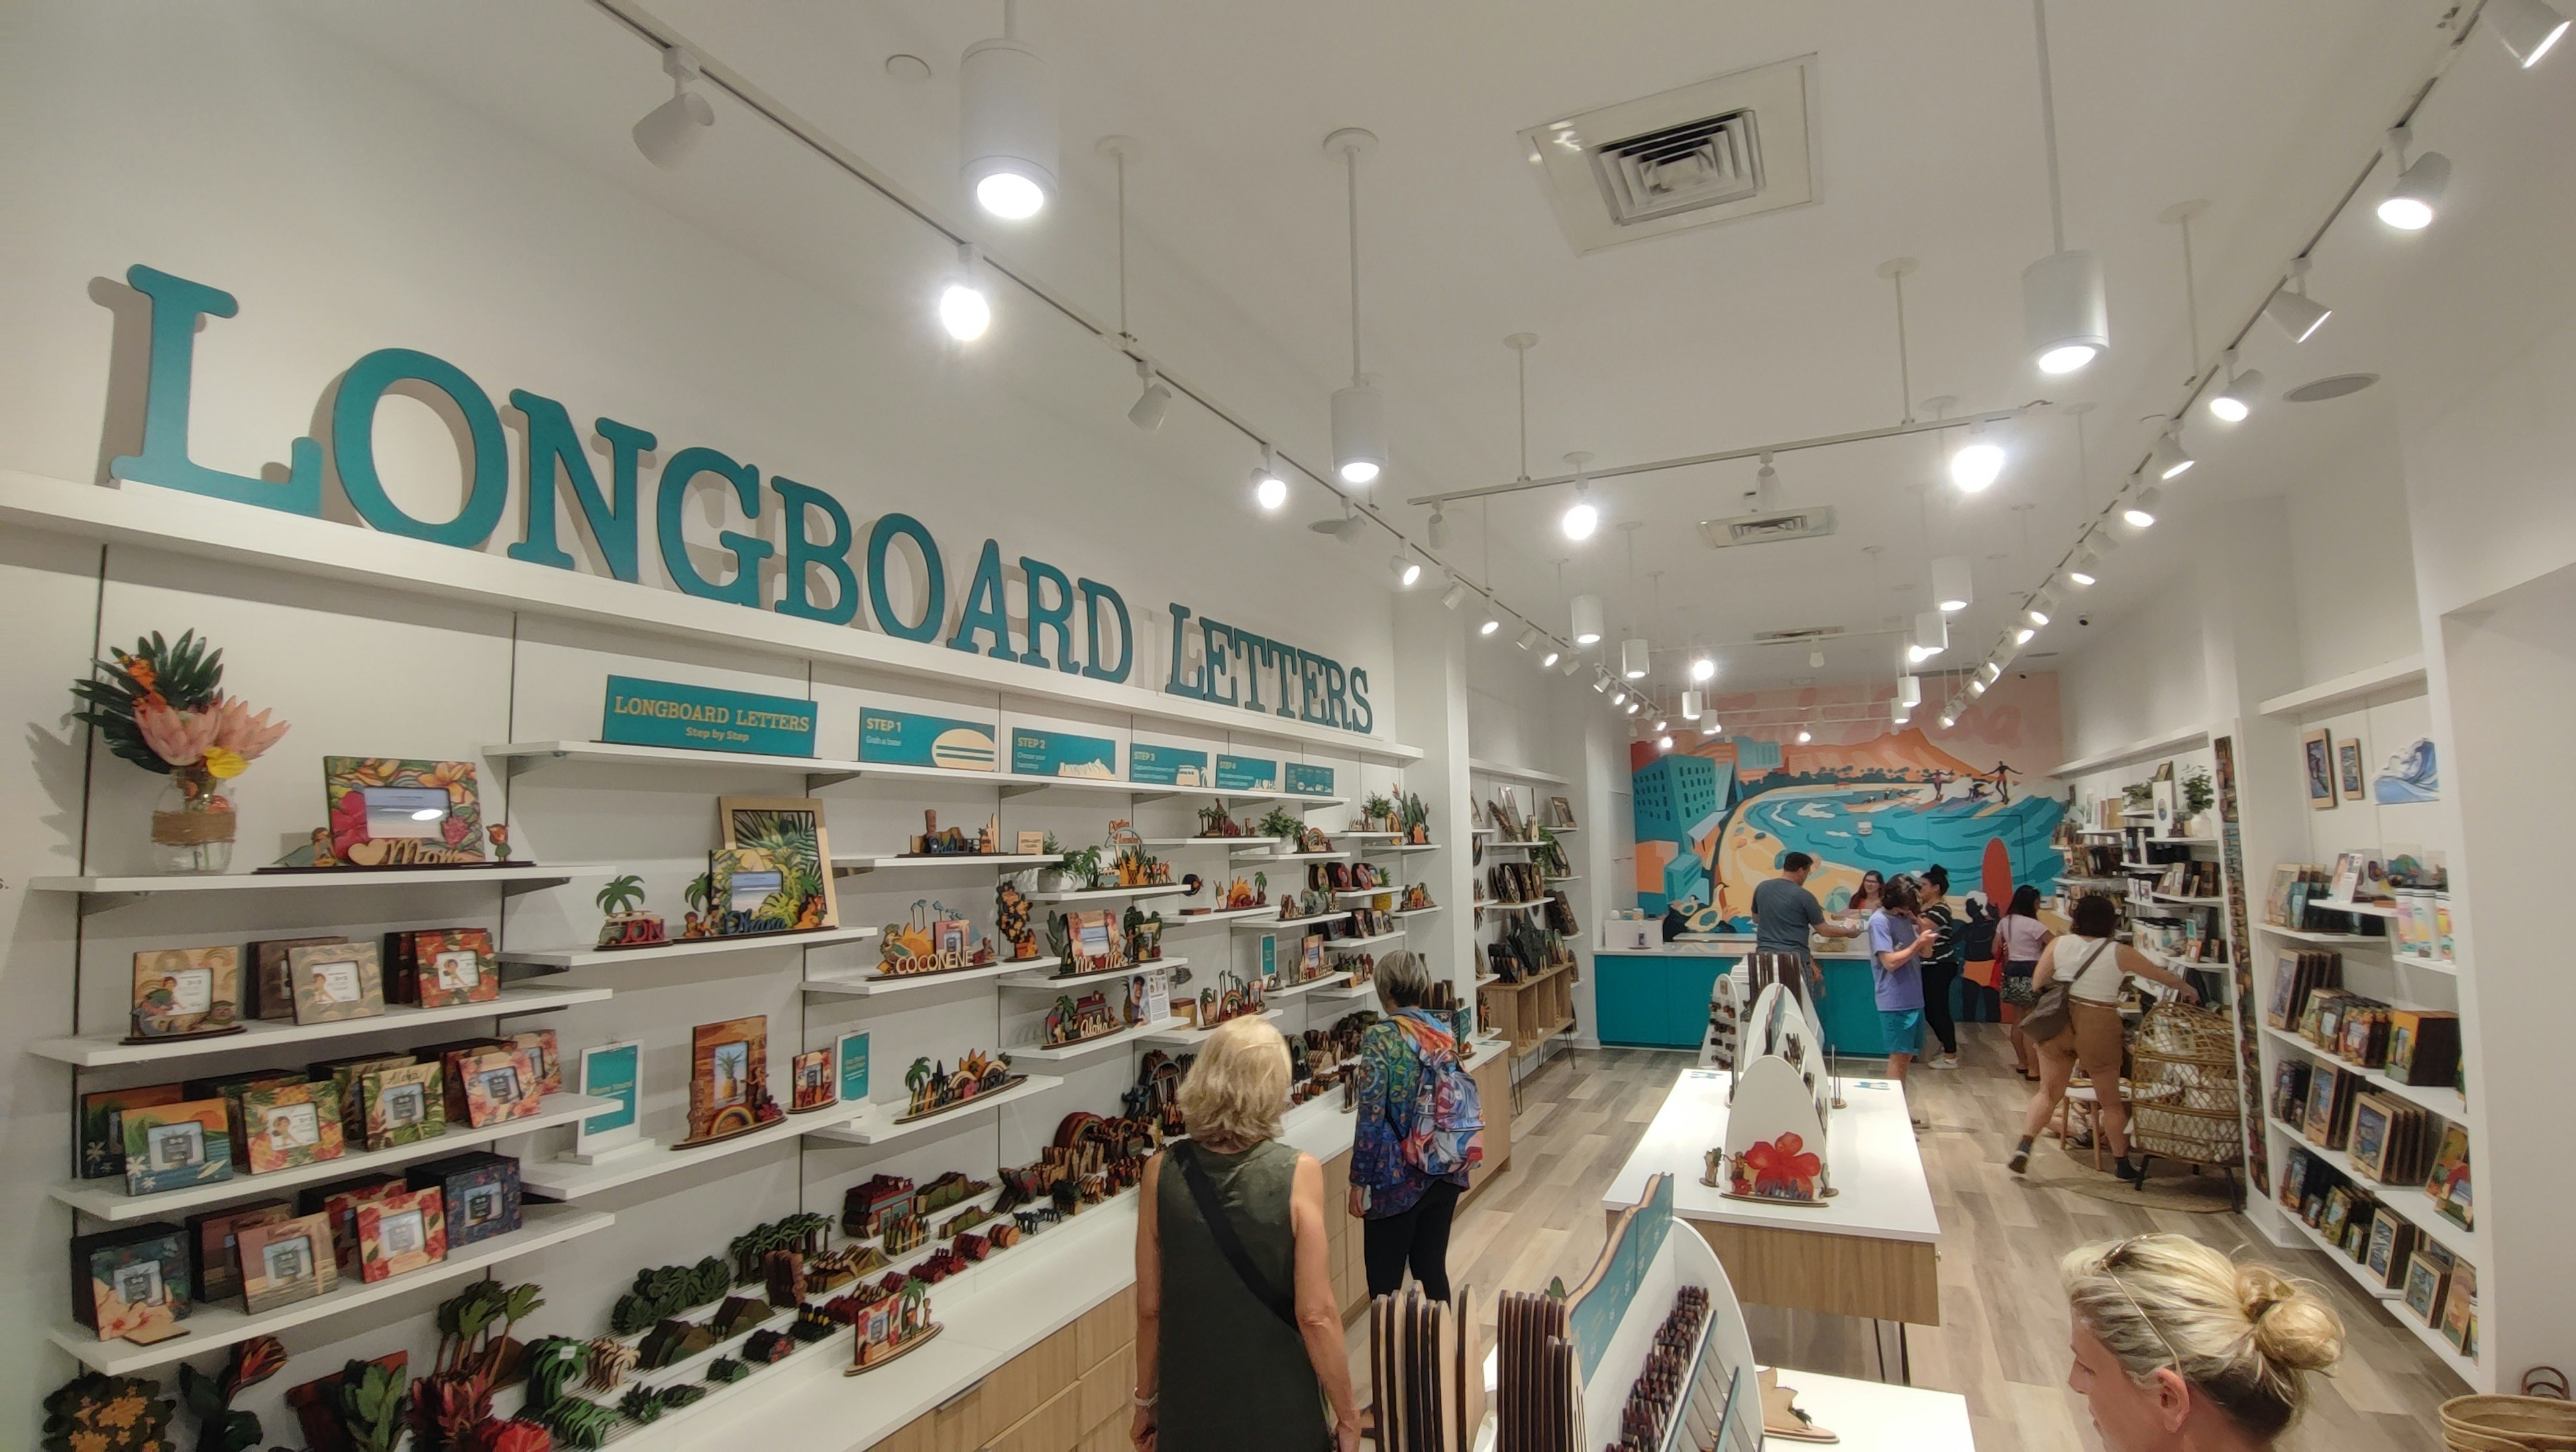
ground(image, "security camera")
xmin=2076 ymin=615 xmax=2092 ymax=627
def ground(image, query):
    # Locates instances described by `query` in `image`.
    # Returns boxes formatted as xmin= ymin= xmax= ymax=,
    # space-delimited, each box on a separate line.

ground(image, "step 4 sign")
xmin=1285 ymin=762 xmax=1336 ymax=797
xmin=1216 ymin=754 xmax=1279 ymax=791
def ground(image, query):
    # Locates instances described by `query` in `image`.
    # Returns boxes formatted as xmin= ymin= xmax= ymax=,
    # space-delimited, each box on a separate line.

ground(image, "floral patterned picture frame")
xmin=323 ymin=757 xmax=486 ymax=866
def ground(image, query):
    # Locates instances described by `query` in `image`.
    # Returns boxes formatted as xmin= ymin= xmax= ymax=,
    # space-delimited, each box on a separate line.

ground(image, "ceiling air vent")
xmin=1752 ymin=625 xmax=1845 ymax=644
xmin=1523 ymin=56 xmax=1817 ymax=255
xmin=1699 ymin=506 xmax=1837 ymax=549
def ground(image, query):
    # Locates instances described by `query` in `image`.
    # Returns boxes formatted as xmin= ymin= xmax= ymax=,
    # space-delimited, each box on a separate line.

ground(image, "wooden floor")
xmin=1348 ymin=1025 xmax=2463 ymax=1452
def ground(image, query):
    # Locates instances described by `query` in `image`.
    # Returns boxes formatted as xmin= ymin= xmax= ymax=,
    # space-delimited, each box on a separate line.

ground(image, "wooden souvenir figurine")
xmin=790 ymin=1047 xmax=837 ymax=1112
xmin=896 ymin=1050 xmax=1023 ymax=1123
xmin=593 ymin=875 xmax=667 ymax=949
xmin=843 ymin=1276 xmax=940 ymax=1374
xmin=997 ymin=879 xmax=1037 ymax=960
xmin=1042 ymin=991 xmax=1125 ymax=1048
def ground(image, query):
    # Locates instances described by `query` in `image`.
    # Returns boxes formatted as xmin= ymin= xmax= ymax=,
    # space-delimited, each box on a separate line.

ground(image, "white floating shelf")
xmin=1333 ymin=888 xmax=1399 ymax=901
xmin=1392 ymin=906 xmax=1446 ymax=920
xmin=2255 ymin=923 xmax=2392 ymax=947
xmin=30 ymin=985 xmax=612 ymax=1069
xmin=1138 ymin=1010 xmax=1285 ymax=1045
xmin=1468 ymin=757 xmax=1571 ymax=786
xmin=1135 ymin=788 xmax=1349 ymax=808
xmin=2272 ymin=1208 xmax=2479 ymax=1386
xmin=1238 ymin=912 xmax=1348 ymax=931
xmin=2047 ymin=724 xmax=2213 ymax=780
xmin=1264 ymin=976 xmax=1362 ymax=1000
xmin=518 ymin=1109 xmax=821 ymax=1199
xmin=802 ymin=960 xmax=1056 ymax=997
xmin=1472 ymin=974 xmax=1502 ymax=989
xmin=2390 ymin=951 xmax=2460 ymax=976
xmin=830 ymin=760 xmax=1145 ymax=798
xmin=835 ymin=853 xmax=1058 ymax=872
xmin=1543 ymin=876 xmax=1582 ymax=884
xmin=2264 ymin=1117 xmax=2470 ymax=1247
xmin=49 ymin=1204 xmax=614 ymax=1374
xmin=1362 ymin=843 xmax=1441 ymax=855
xmin=1003 ymin=1016 xmax=1185 ymax=1062
xmin=29 ymin=864 xmax=615 ymax=908
xmin=2257 ymin=654 xmax=2429 ymax=720
xmin=488 ymin=739 xmax=849 ymax=776
xmin=2145 ymin=893 xmax=2224 ymax=906
xmin=1334 ymin=931 xmax=1405 ymax=950
xmin=1233 ymin=849 xmax=1350 ymax=862
xmin=1024 ymin=884 xmax=1189 ymax=905
xmin=1140 ymin=836 xmax=1261 ymax=847
xmin=803 ymin=1074 xmax=1065 ymax=1145
xmin=498 ymin=925 xmax=879 ymax=970
xmin=1303 ymin=982 xmax=1380 ymax=1000
xmin=48 ymin=1093 xmax=616 ymax=1222
xmin=1340 ymin=831 xmax=1403 ymax=841
xmin=997 ymin=957 xmax=1189 ymax=988
xmin=1163 ymin=907 xmax=1277 ymax=929
xmin=2311 ymin=897 xmax=2400 ymax=920
xmin=2260 ymin=1026 xmax=2470 ymax=1120
xmin=1478 ymin=900 xmax=1546 ymax=915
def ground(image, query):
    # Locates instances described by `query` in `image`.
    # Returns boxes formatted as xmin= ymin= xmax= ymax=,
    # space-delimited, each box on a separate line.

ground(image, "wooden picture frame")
xmin=186 ymin=1200 xmax=290 ymax=1303
xmin=323 ymin=756 xmax=487 ymax=865
xmin=80 ymin=1084 xmax=185 ymax=1180
xmin=408 ymin=928 xmax=500 ymax=1009
xmin=2300 ymin=729 xmax=2336 ymax=811
xmin=791 ymin=1047 xmax=837 ymax=1112
xmin=237 ymin=1212 xmax=337 ymax=1313
xmin=70 ymin=1224 xmax=192 ymax=1343
xmin=240 ymin=1081 xmax=346 ymax=1176
xmin=683 ymin=1016 xmax=774 ymax=1146
xmin=123 ymin=1098 xmax=233 ymax=1197
xmin=409 ymin=1151 xmax=521 ymax=1249
xmin=717 ymin=796 xmax=839 ymax=930
xmin=247 ymin=936 xmax=343 ymax=1020
xmin=510 ymin=1028 xmax=562 ymax=1096
xmin=2336 ymin=737 xmax=2367 ymax=802
xmin=361 ymin=1062 xmax=446 ymax=1151
xmin=128 ymin=946 xmax=244 ymax=1042
xmin=288 ymin=940 xmax=386 ymax=1025
xmin=453 ymin=1047 xmax=541 ymax=1128
xmin=354 ymin=1186 xmax=447 ymax=1282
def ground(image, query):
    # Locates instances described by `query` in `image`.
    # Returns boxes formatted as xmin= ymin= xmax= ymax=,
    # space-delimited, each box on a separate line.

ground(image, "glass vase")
xmin=150 ymin=769 xmax=235 ymax=874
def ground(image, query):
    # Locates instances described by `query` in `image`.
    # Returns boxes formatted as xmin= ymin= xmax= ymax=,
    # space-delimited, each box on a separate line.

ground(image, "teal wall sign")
xmin=1013 ymin=728 xmax=1119 ymax=779
xmin=1285 ymin=763 xmax=1336 ymax=796
xmin=1130 ymin=743 xmax=1210 ymax=787
xmin=101 ymin=264 xmax=1411 ymax=737
xmin=837 ymin=1031 xmax=870 ymax=1104
xmin=1260 ymin=935 xmax=1277 ymax=984
xmin=601 ymin=675 xmax=816 ymax=757
xmin=1216 ymin=754 xmax=1279 ymax=791
xmin=575 ymin=1041 xmax=643 ymax=1157
xmin=860 ymin=707 xmax=997 ymax=772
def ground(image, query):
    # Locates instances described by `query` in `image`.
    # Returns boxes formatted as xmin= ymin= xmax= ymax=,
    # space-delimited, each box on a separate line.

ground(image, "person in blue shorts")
xmin=1867 ymin=875 xmax=1940 ymax=1129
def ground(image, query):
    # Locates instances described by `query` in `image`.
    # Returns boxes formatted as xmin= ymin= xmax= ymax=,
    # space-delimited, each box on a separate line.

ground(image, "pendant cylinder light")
xmin=1681 ymin=690 xmax=1705 ymax=720
xmin=1570 ymin=594 xmax=1604 ymax=645
xmin=1931 ymin=556 xmax=1974 ymax=613
xmin=1330 ymin=383 xmax=1385 ymax=485
xmin=1620 ymin=638 xmax=1650 ymax=680
xmin=959 ymin=29 xmax=1058 ymax=219
xmin=1898 ymin=675 xmax=1923 ymax=707
xmin=2024 ymin=249 xmax=2108 ymax=374
xmin=1911 ymin=610 xmax=1947 ymax=662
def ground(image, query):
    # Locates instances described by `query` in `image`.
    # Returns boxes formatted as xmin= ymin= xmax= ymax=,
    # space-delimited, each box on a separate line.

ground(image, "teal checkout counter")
xmin=1592 ymin=935 xmax=1897 ymax=1055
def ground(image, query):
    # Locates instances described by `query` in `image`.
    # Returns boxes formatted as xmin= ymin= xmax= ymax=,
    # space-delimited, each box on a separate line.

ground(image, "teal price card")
xmin=1130 ymin=742 xmax=1210 ymax=786
xmin=1216 ymin=754 xmax=1278 ymax=790
xmin=602 ymin=675 xmax=816 ymax=756
xmin=860 ymin=707 xmax=997 ymax=771
xmin=1012 ymin=728 xmax=1118 ymax=778
xmin=837 ymin=1031 xmax=869 ymax=1103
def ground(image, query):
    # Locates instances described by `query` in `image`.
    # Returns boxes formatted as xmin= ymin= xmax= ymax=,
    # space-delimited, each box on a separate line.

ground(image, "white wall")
xmin=2052 ymin=603 xmax=2210 ymax=763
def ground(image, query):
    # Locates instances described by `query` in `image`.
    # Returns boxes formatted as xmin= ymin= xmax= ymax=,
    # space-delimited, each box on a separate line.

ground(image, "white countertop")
xmin=617 ymin=1094 xmax=1360 ymax=1452
xmin=1767 ymin=1367 xmax=1974 ymax=1452
xmin=1600 ymin=1068 xmax=1941 ymax=1245
xmin=1595 ymin=935 xmax=1874 ymax=962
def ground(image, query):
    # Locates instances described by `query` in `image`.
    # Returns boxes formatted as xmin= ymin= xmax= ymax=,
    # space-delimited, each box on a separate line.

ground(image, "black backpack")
xmin=1957 ymin=900 xmax=1999 ymax=964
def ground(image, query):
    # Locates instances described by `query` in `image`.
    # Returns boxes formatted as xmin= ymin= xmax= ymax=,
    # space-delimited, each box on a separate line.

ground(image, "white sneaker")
xmin=1930 ymin=1053 xmax=1960 ymax=1070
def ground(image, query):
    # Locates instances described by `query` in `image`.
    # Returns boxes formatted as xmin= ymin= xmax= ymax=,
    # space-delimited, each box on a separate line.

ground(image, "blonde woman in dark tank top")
xmin=1132 ymin=1017 xmax=1361 ymax=1452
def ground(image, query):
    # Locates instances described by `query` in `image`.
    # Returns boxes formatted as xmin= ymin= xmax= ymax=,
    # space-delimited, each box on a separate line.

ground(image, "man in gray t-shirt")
xmin=1749 ymin=851 xmax=1864 ymax=982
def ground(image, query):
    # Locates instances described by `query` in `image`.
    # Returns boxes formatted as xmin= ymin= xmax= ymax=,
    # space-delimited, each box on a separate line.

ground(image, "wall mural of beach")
xmin=1631 ymin=673 xmax=2068 ymax=922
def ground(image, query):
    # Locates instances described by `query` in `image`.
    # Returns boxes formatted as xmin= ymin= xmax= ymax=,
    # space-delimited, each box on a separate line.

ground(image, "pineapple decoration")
xmin=70 ymin=631 xmax=290 ymax=873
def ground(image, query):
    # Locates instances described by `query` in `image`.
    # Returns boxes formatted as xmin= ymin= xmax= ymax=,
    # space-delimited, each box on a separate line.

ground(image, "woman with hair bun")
xmin=2059 ymin=1234 xmax=2345 ymax=1452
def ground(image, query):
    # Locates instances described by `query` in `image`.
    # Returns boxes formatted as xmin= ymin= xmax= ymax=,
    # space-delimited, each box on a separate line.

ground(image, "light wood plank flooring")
xmin=1349 ymin=1025 xmax=2463 ymax=1452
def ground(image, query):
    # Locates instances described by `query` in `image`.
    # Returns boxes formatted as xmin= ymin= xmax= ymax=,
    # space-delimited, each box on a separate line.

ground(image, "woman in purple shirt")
xmin=1866 ymin=876 xmax=1940 ymax=1129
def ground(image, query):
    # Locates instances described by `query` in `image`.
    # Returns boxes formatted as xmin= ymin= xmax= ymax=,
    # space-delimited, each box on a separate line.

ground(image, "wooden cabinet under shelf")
xmin=875 ymin=1288 xmax=1136 ymax=1452
xmin=1479 ymin=960 xmax=1578 ymax=1052
xmin=1462 ymin=1050 xmax=1513 ymax=1205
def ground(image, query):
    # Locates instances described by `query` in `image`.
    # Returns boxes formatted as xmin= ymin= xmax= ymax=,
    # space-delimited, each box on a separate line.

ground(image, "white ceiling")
xmin=288 ymin=0 xmax=2498 ymax=700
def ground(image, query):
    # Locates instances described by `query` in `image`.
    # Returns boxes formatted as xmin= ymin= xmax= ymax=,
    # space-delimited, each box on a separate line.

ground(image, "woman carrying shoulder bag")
xmin=1133 ymin=1017 xmax=1362 ymax=1452
xmin=2007 ymin=894 xmax=2198 ymax=1184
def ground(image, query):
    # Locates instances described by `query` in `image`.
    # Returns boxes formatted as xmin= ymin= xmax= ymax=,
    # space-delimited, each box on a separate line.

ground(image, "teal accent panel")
xmin=331 ymin=347 xmax=510 ymax=548
xmin=1568 ymin=1172 xmax=1670 ymax=1380
xmin=654 ymin=446 xmax=771 ymax=606
xmin=1130 ymin=743 xmax=1210 ymax=787
xmin=1077 ymin=578 xmax=1131 ymax=682
xmin=1667 ymin=955 xmax=1729 ymax=1043
xmin=1285 ymin=763 xmax=1336 ymax=797
xmin=1215 ymin=754 xmax=1277 ymax=791
xmin=580 ymin=1042 xmax=641 ymax=1135
xmin=1010 ymin=727 xmax=1118 ymax=779
xmin=1817 ymin=960 xmax=1893 ymax=1056
xmin=110 ymin=264 xmax=323 ymax=516
xmin=506 ymin=391 xmax=649 ymax=581
xmin=866 ymin=512 xmax=945 ymax=643
xmin=1591 ymin=953 xmax=1684 ymax=1047
xmin=859 ymin=708 xmax=997 ymax=772
xmin=947 ymin=538 xmax=1017 ymax=659
xmin=772 ymin=475 xmax=859 ymax=625
xmin=1020 ymin=557 xmax=1076 ymax=671
xmin=600 ymin=675 xmax=816 ymax=757
xmin=837 ymin=1031 xmax=869 ymax=1103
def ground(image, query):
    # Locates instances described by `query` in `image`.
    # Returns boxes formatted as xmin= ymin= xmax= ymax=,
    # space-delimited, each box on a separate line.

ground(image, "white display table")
xmin=1766 ymin=1367 xmax=1974 ymax=1452
xmin=1601 ymin=1067 xmax=1942 ymax=1374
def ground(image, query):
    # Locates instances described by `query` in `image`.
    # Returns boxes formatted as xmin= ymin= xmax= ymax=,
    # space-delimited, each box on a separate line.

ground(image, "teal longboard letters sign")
xmin=1285 ymin=763 xmax=1336 ymax=797
xmin=602 ymin=675 xmax=816 ymax=757
xmin=861 ymin=708 xmax=998 ymax=772
xmin=1012 ymin=729 xmax=1118 ymax=780
xmin=1216 ymin=754 xmax=1279 ymax=791
xmin=1130 ymin=743 xmax=1210 ymax=787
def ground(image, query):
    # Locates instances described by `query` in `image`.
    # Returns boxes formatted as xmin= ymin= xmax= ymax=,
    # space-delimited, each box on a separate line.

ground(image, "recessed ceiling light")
xmin=2282 ymin=373 xmax=2380 ymax=403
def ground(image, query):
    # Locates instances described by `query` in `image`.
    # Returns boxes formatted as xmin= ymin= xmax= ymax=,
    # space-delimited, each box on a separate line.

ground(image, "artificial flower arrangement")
xmin=70 ymin=631 xmax=290 ymax=873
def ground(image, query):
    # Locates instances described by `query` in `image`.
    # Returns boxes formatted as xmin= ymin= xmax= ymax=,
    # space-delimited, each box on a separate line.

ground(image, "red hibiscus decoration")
xmin=1741 ymin=1133 xmax=1821 ymax=1195
xmin=329 ymin=788 xmax=370 ymax=851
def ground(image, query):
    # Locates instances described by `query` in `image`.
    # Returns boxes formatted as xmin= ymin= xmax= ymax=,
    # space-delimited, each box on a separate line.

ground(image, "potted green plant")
xmin=1044 ymin=843 xmax=1104 ymax=893
xmin=2182 ymin=767 xmax=2216 ymax=835
xmin=1361 ymin=792 xmax=1395 ymax=833
xmin=1256 ymin=807 xmax=1304 ymax=849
